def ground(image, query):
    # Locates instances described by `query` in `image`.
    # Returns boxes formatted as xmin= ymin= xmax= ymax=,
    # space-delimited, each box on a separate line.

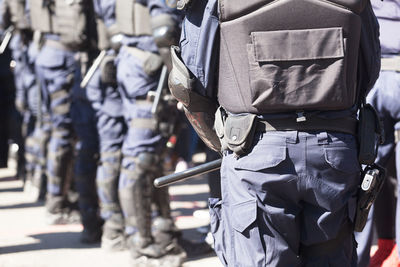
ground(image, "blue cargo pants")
xmin=210 ymin=130 xmax=359 ymax=267
xmin=86 ymin=63 xmax=126 ymax=228
xmin=35 ymin=42 xmax=75 ymax=212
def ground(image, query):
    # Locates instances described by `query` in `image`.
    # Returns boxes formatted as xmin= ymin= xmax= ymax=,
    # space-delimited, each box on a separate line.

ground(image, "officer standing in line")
xmin=356 ymin=1 xmax=400 ymax=266
xmin=113 ymin=0 xmax=186 ymax=265
xmin=169 ymin=0 xmax=380 ymax=266
xmin=31 ymin=1 xmax=102 ymax=239
xmin=30 ymin=0 xmax=76 ymax=223
xmin=1 ymin=0 xmax=51 ymax=201
xmin=63 ymin=0 xmax=105 ymax=243
xmin=0 ymin=0 xmax=31 ymax=184
xmin=88 ymin=0 xmax=127 ymax=250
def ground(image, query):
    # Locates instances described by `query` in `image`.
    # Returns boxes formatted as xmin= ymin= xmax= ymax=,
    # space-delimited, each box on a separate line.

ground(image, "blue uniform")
xmin=177 ymin=0 xmax=380 ymax=266
xmin=35 ymin=35 xmax=76 ymax=214
xmin=71 ymin=63 xmax=102 ymax=234
xmin=1 ymin=0 xmax=45 ymax=188
xmin=355 ymin=1 xmax=400 ymax=266
xmin=90 ymin=0 xmax=126 ymax=247
xmin=114 ymin=0 xmax=185 ymax=262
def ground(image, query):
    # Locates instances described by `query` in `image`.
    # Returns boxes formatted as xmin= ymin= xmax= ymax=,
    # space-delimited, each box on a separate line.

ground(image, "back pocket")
xmin=247 ymin=27 xmax=349 ymax=112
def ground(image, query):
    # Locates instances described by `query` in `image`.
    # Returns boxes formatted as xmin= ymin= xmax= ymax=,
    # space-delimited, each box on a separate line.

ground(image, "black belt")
xmin=257 ymin=116 xmax=357 ymax=135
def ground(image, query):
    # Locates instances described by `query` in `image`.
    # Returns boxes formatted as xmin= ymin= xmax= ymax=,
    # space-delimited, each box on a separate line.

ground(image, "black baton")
xmin=154 ymin=158 xmax=222 ymax=188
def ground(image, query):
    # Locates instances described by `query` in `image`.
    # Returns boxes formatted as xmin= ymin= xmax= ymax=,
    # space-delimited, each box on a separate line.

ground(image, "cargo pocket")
xmin=247 ymin=27 xmax=348 ymax=112
xmin=231 ymin=199 xmax=265 ymax=266
xmin=209 ymin=198 xmax=228 ymax=266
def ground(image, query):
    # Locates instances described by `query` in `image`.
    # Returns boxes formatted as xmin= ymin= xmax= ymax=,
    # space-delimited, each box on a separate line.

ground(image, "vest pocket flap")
xmin=234 ymin=144 xmax=286 ymax=171
xmin=232 ymin=199 xmax=257 ymax=233
xmin=252 ymin=27 xmax=344 ymax=62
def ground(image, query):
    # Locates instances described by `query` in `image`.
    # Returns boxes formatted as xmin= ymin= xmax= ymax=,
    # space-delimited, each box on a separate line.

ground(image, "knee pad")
xmin=136 ymin=152 xmax=159 ymax=173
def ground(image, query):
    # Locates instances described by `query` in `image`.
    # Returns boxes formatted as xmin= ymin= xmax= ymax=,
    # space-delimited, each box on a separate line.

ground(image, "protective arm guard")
xmin=169 ymin=45 xmax=221 ymax=152
xmin=151 ymin=14 xmax=180 ymax=71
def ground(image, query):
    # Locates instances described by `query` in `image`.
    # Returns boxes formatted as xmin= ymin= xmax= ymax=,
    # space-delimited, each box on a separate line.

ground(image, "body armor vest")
xmin=218 ymin=0 xmax=367 ymax=114
xmin=6 ymin=0 xmax=29 ymax=30
xmin=29 ymin=0 xmax=53 ymax=33
xmin=115 ymin=0 xmax=152 ymax=36
xmin=53 ymin=0 xmax=92 ymax=48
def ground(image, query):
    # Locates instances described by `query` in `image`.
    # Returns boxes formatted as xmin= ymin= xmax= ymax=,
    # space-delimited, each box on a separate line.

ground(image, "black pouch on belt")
xmin=358 ymin=104 xmax=383 ymax=165
xmin=215 ymin=110 xmax=257 ymax=157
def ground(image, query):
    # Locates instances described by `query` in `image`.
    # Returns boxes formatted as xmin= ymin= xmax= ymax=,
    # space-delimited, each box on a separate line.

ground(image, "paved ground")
xmin=0 ymin=160 xmax=222 ymax=267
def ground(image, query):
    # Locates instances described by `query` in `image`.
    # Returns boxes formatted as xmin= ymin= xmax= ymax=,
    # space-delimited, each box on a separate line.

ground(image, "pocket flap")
xmin=252 ymin=27 xmax=344 ymax=62
xmin=224 ymin=114 xmax=257 ymax=146
xmin=232 ymin=199 xmax=257 ymax=233
xmin=234 ymin=144 xmax=286 ymax=171
xmin=209 ymin=198 xmax=223 ymax=234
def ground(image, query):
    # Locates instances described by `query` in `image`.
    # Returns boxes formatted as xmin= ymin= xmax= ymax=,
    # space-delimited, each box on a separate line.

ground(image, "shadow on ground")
xmin=0 ymin=232 xmax=99 ymax=254
xmin=0 ymin=201 xmax=44 ymax=210
xmin=0 ymin=186 xmax=23 ymax=193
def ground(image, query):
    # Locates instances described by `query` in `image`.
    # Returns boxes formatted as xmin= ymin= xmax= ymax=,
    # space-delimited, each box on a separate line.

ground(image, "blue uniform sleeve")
xmin=92 ymin=0 xmax=116 ymax=27
xmin=359 ymin=1 xmax=381 ymax=96
xmin=179 ymin=0 xmax=219 ymax=98
xmin=141 ymin=0 xmax=183 ymax=23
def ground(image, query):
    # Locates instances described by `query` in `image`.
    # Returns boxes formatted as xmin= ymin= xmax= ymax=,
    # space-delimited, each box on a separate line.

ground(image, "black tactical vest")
xmin=217 ymin=0 xmax=367 ymax=114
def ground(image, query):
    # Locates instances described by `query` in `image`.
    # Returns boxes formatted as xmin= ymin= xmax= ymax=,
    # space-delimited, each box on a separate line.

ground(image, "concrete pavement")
xmin=0 ymin=160 xmax=222 ymax=267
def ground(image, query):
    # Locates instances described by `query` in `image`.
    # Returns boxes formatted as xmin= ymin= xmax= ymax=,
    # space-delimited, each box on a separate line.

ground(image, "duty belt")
xmin=257 ymin=116 xmax=357 ymax=135
xmin=381 ymin=56 xmax=400 ymax=72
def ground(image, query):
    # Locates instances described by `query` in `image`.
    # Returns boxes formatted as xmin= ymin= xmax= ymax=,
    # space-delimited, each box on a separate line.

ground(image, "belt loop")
xmin=317 ymin=132 xmax=329 ymax=145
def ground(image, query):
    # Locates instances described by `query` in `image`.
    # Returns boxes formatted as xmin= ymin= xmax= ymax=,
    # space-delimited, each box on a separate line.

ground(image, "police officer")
xmin=359 ymin=1 xmax=400 ymax=265
xmin=88 ymin=0 xmax=127 ymax=250
xmin=0 ymin=0 xmax=32 ymax=183
xmin=31 ymin=1 xmax=103 ymax=243
xmin=0 ymin=0 xmax=50 ymax=201
xmin=113 ymin=0 xmax=185 ymax=264
xmin=169 ymin=0 xmax=380 ymax=266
